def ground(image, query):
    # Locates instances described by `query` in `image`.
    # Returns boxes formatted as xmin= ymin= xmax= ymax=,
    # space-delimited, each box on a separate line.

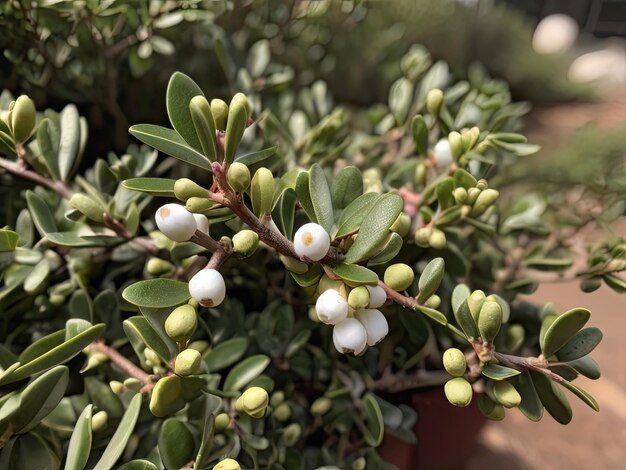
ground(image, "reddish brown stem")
xmin=0 ymin=156 xmax=74 ymax=199
xmin=89 ymin=340 xmax=152 ymax=385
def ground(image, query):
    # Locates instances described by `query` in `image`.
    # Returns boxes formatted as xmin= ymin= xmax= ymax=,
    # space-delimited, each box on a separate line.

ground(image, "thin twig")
xmin=89 ymin=340 xmax=152 ymax=384
xmin=0 ymin=156 xmax=74 ymax=199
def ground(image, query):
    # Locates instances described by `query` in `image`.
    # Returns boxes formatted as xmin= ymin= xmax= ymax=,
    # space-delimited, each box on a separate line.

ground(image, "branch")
xmin=0 ymin=156 xmax=74 ymax=199
xmin=89 ymin=340 xmax=152 ymax=385
xmin=374 ymin=368 xmax=450 ymax=393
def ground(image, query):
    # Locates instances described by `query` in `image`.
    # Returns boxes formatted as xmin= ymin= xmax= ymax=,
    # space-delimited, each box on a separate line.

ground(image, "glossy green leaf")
xmin=1 ymin=324 xmax=104 ymax=386
xmin=569 ymin=356 xmax=601 ymax=380
xmin=26 ymin=190 xmax=57 ymax=236
xmin=223 ymin=355 xmax=270 ymax=392
xmin=560 ymin=379 xmax=599 ymax=412
xmin=159 ymin=419 xmax=195 ymax=470
xmin=331 ymin=263 xmax=378 ymax=286
xmin=122 ymin=178 xmax=176 ymax=197
xmin=362 ymin=393 xmax=384 ymax=447
xmin=411 ymin=115 xmax=428 ymax=155
xmin=69 ymin=290 xmax=93 ymax=323
xmin=417 ymin=257 xmax=444 ymax=303
xmin=138 ymin=306 xmax=177 ymax=359
xmin=344 ymin=193 xmax=403 ymax=264
xmin=129 ymin=124 xmax=212 ymax=171
xmin=416 ymin=305 xmax=448 ymax=325
xmin=603 ymin=274 xmax=626 ymax=293
xmin=64 ymin=404 xmax=93 ymax=470
xmin=0 ymin=230 xmax=19 ymax=252
xmin=123 ymin=316 xmax=173 ymax=363
xmin=18 ymin=330 xmax=65 ymax=364
xmin=37 ymin=118 xmax=61 ymax=180
xmin=331 ymin=166 xmax=363 ymax=210
xmin=2 ymin=433 xmax=60 ymax=470
xmin=481 ymin=363 xmax=521 ymax=380
xmin=436 ymin=177 xmax=455 ymax=210
xmin=122 ymin=279 xmax=190 ymax=308
xmin=309 ymin=164 xmax=334 ymax=232
xmin=45 ymin=232 xmax=125 ymax=247
xmin=66 ymin=318 xmax=92 ymax=341
xmin=166 ymin=72 xmax=204 ymax=152
xmin=453 ymin=299 xmax=479 ymax=338
xmin=290 ymin=264 xmax=323 ymax=287
xmin=118 ymin=461 xmax=157 ymax=470
xmin=59 ymin=104 xmax=81 ymax=180
xmin=189 ymin=95 xmax=217 ymax=161
xmin=23 ymin=260 xmax=50 ymax=296
xmin=205 ymin=337 xmax=249 ymax=372
xmin=93 ymin=393 xmax=142 ymax=470
xmin=511 ymin=371 xmax=543 ymax=421
xmin=294 ymin=171 xmax=316 ymax=223
xmin=335 ymin=192 xmax=380 ymax=238
xmin=530 ymin=371 xmax=572 ymax=425
xmin=235 ymin=146 xmax=277 ymax=166
xmin=223 ymin=98 xmax=248 ymax=164
xmin=541 ymin=308 xmax=591 ymax=358
xmin=453 ymin=168 xmax=477 ymax=189
xmin=555 ymin=327 xmax=602 ymax=362
xmin=451 ymin=284 xmax=470 ymax=315
xmin=367 ymin=232 xmax=403 ymax=266
xmin=276 ymin=188 xmax=297 ymax=239
xmin=194 ymin=394 xmax=222 ymax=470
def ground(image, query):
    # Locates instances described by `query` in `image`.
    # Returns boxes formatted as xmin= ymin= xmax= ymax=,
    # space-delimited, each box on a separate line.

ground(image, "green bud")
xmin=415 ymin=163 xmax=427 ymax=185
xmin=471 ymin=189 xmax=499 ymax=217
xmin=465 ymin=127 xmax=481 ymax=150
xmin=144 ymin=347 xmax=161 ymax=366
xmin=317 ymin=274 xmax=343 ymax=294
xmin=146 ymin=257 xmax=173 ymax=276
xmin=443 ymin=348 xmax=467 ymax=377
xmin=477 ymin=300 xmax=502 ymax=344
xmin=213 ymin=458 xmax=241 ymax=470
xmin=11 ymin=95 xmax=36 ymax=143
xmin=49 ymin=293 xmax=66 ymax=306
xmin=352 ymin=457 xmax=367 ymax=470
xmin=270 ymin=391 xmax=285 ymax=407
xmin=363 ymin=168 xmax=383 ymax=193
xmin=580 ymin=277 xmax=602 ymax=293
xmin=273 ymin=402 xmax=291 ymax=421
xmin=280 ymin=254 xmax=309 ymax=274
xmin=174 ymin=178 xmax=207 ymax=201
xmin=186 ymin=196 xmax=214 ymax=213
xmin=281 ymin=423 xmax=302 ymax=447
xmin=428 ymin=229 xmax=446 ymax=250
xmin=390 ymin=213 xmax=411 ymax=238
xmin=308 ymin=306 xmax=321 ymax=322
xmin=210 ymin=99 xmax=229 ymax=131
xmin=109 ymin=381 xmax=125 ymax=395
xmin=384 ymin=263 xmax=414 ymax=291
xmin=232 ymin=229 xmax=259 ymax=256
xmin=492 ymin=381 xmax=522 ymax=408
xmin=215 ymin=412 xmax=231 ymax=431
xmin=237 ymin=387 xmax=269 ymax=418
xmin=453 ymin=187 xmax=468 ymax=204
xmin=231 ymin=92 xmax=251 ymax=119
xmin=348 ymin=286 xmax=370 ymax=309
xmin=150 ymin=375 xmax=182 ymax=418
xmin=187 ymin=340 xmax=210 ymax=354
xmin=467 ymin=290 xmax=486 ymax=323
xmin=123 ymin=378 xmax=142 ymax=392
xmin=414 ymin=227 xmax=432 ymax=247
xmin=175 ymin=349 xmax=202 ymax=376
xmin=83 ymin=351 xmax=109 ymax=371
xmin=311 ymin=397 xmax=332 ymax=416
xmin=165 ymin=304 xmax=198 ymax=343
xmin=426 ymin=89 xmax=444 ymax=115
xmin=424 ymin=294 xmax=441 ymax=309
xmin=448 ymin=131 xmax=463 ymax=158
xmin=68 ymin=193 xmax=105 ymax=223
xmin=477 ymin=393 xmax=505 ymax=421
xmin=227 ymin=162 xmax=251 ymax=193
xmin=190 ymin=95 xmax=218 ymax=161
xmin=466 ymin=187 xmax=481 ymax=205
xmin=91 ymin=410 xmax=108 ymax=432
xmin=250 ymin=167 xmax=275 ymax=217
xmin=444 ymin=377 xmax=473 ymax=407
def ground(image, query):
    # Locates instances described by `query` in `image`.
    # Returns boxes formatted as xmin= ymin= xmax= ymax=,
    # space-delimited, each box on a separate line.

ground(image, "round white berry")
xmin=155 ymin=203 xmax=197 ymax=242
xmin=188 ymin=268 xmax=226 ymax=307
xmin=193 ymin=214 xmax=210 ymax=235
xmin=365 ymin=285 xmax=387 ymax=309
xmin=293 ymin=223 xmax=330 ymax=261
xmin=434 ymin=138 xmax=453 ymax=168
xmin=355 ymin=308 xmax=389 ymax=346
xmin=333 ymin=318 xmax=367 ymax=356
xmin=315 ymin=289 xmax=349 ymax=325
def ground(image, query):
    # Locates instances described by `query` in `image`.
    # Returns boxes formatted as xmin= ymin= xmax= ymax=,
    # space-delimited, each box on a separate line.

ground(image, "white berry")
xmin=293 ymin=223 xmax=330 ymax=261
xmin=315 ymin=289 xmax=349 ymax=325
xmin=355 ymin=308 xmax=389 ymax=346
xmin=188 ymin=268 xmax=226 ymax=307
xmin=193 ymin=214 xmax=210 ymax=235
xmin=434 ymin=138 xmax=453 ymax=168
xmin=333 ymin=318 xmax=367 ymax=355
xmin=155 ymin=203 xmax=197 ymax=242
xmin=366 ymin=285 xmax=387 ymax=308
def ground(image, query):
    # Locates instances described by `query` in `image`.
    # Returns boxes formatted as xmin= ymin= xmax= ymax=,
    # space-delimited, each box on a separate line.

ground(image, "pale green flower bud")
xmin=384 ymin=263 xmax=414 ymax=291
xmin=146 ymin=257 xmax=173 ymax=276
xmin=390 ymin=213 xmax=411 ymax=238
xmin=311 ymin=397 xmax=332 ymax=416
xmin=426 ymin=89 xmax=443 ymax=115
xmin=91 ymin=410 xmax=108 ymax=432
xmin=215 ymin=413 xmax=231 ymax=431
xmin=227 ymin=162 xmax=251 ymax=193
xmin=109 ymin=380 xmax=125 ymax=394
xmin=444 ymin=377 xmax=472 ymax=407
xmin=478 ymin=300 xmax=503 ymax=344
xmin=414 ymin=227 xmax=432 ymax=247
xmin=175 ymin=348 xmax=202 ymax=376
xmin=210 ymin=99 xmax=229 ymax=131
xmin=174 ymin=178 xmax=207 ymax=201
xmin=348 ymin=286 xmax=370 ymax=310
xmin=492 ymin=381 xmax=521 ymax=408
xmin=69 ymin=193 xmax=105 ymax=223
xmin=165 ymin=304 xmax=198 ymax=343
xmin=11 ymin=95 xmax=36 ymax=143
xmin=428 ymin=229 xmax=446 ymax=250
xmin=273 ymin=402 xmax=291 ymax=422
xmin=213 ymin=459 xmax=240 ymax=470
xmin=150 ymin=375 xmax=182 ymax=418
xmin=232 ymin=229 xmax=259 ymax=256
xmin=443 ymin=348 xmax=467 ymax=377
xmin=281 ymin=423 xmax=302 ymax=447
xmin=467 ymin=290 xmax=486 ymax=323
xmin=236 ymin=387 xmax=269 ymax=418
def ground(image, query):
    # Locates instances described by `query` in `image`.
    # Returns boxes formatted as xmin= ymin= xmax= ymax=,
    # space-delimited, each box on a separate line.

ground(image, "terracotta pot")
xmin=379 ymin=388 xmax=486 ymax=470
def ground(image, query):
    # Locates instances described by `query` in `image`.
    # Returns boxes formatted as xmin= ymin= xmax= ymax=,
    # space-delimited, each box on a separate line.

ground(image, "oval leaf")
xmin=417 ymin=257 xmax=444 ymax=302
xmin=122 ymin=279 xmax=190 ymax=308
xmin=166 ymin=72 xmax=204 ymax=152
xmin=205 ymin=338 xmax=249 ymax=373
xmin=223 ymin=355 xmax=270 ymax=392
xmin=331 ymin=263 xmax=378 ymax=286
xmin=481 ymin=363 xmax=521 ymax=381
xmin=555 ymin=327 xmax=602 ymax=362
xmin=309 ymin=164 xmax=334 ymax=232
xmin=541 ymin=308 xmax=591 ymax=358
xmin=122 ymin=178 xmax=176 ymax=197
xmin=64 ymin=404 xmax=93 ymax=470
xmin=331 ymin=166 xmax=363 ymax=210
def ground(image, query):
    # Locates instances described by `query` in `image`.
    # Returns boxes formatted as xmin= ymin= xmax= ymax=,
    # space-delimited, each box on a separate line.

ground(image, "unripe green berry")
xmin=348 ymin=286 xmax=370 ymax=310
xmin=237 ymin=387 xmax=269 ymax=418
xmin=308 ymin=306 xmax=321 ymax=322
xmin=467 ymin=290 xmax=486 ymax=323
xmin=213 ymin=458 xmax=240 ymax=470
xmin=444 ymin=377 xmax=473 ymax=407
xmin=443 ymin=348 xmax=467 ymax=377
xmin=492 ymin=381 xmax=522 ymax=408
xmin=215 ymin=412 xmax=231 ymax=431
xmin=476 ymin=179 xmax=488 ymax=190
xmin=109 ymin=380 xmax=125 ymax=394
xmin=123 ymin=378 xmax=142 ymax=392
xmin=174 ymin=178 xmax=207 ymax=201
xmin=150 ymin=375 xmax=182 ymax=418
xmin=146 ymin=257 xmax=173 ymax=275
xmin=165 ymin=304 xmax=198 ymax=343
xmin=311 ymin=397 xmax=332 ymax=416
xmin=210 ymin=99 xmax=229 ymax=131
xmin=477 ymin=300 xmax=503 ymax=344
xmin=227 ymin=162 xmax=251 ymax=193
xmin=428 ymin=229 xmax=446 ymax=250
xmin=91 ymin=410 xmax=108 ymax=432
xmin=69 ymin=193 xmax=105 ymax=223
xmin=424 ymin=293 xmax=441 ymax=309
xmin=448 ymin=131 xmax=463 ymax=158
xmin=11 ymin=95 xmax=36 ymax=143
xmin=390 ymin=213 xmax=411 ymax=238
xmin=281 ymin=423 xmax=302 ymax=447
xmin=232 ymin=229 xmax=259 ymax=256
xmin=414 ymin=227 xmax=432 ymax=247
xmin=453 ymin=187 xmax=468 ymax=204
xmin=426 ymin=89 xmax=444 ymax=115
xmin=186 ymin=196 xmax=214 ymax=213
xmin=384 ymin=263 xmax=414 ymax=291
xmin=273 ymin=402 xmax=291 ymax=422
xmin=175 ymin=348 xmax=202 ymax=376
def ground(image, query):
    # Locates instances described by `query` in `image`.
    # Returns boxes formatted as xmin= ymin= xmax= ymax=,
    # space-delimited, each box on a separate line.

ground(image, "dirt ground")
xmin=467 ymin=88 xmax=626 ymax=470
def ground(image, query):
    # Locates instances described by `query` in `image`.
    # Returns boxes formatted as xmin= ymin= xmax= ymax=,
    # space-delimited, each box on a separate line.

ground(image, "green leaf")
xmin=123 ymin=316 xmax=173 ymax=363
xmin=22 ymin=258 xmax=49 ymax=294
xmin=411 ymin=115 xmax=428 ymax=155
xmin=122 ymin=279 xmax=190 ymax=308
xmin=603 ymin=274 xmax=626 ymax=293
xmin=481 ymin=363 xmax=521 ymax=380
xmin=451 ymin=284 xmax=470 ymax=316
xmin=159 ymin=419 xmax=195 ymax=470
xmin=194 ymin=394 xmax=222 ymax=470
xmin=223 ymin=98 xmax=248 ymax=164
xmin=0 ymin=324 xmax=105 ymax=386
xmin=569 ymin=356 xmax=601 ymax=380
xmin=26 ymin=190 xmax=57 ymax=236
xmin=18 ymin=330 xmax=65 ymax=363
xmin=367 ymin=232 xmax=403 ymax=266
xmin=335 ymin=192 xmax=380 ymax=238
xmin=118 ymin=461 xmax=157 ymax=470
xmin=344 ymin=194 xmax=403 ymax=264
xmin=331 ymin=263 xmax=378 ymax=286
xmin=223 ymin=355 xmax=270 ymax=392
xmin=453 ymin=299 xmax=479 ymax=338
xmin=138 ymin=307 xmax=178 ymax=359
xmin=309 ymin=164 xmax=334 ymax=232
xmin=36 ymin=118 xmax=61 ymax=179
xmin=0 ymin=230 xmax=19 ymax=252
xmin=560 ymin=379 xmax=599 ymax=412
xmin=2 ymin=433 xmax=60 ymax=470
xmin=541 ymin=308 xmax=591 ymax=358
xmin=417 ymin=257 xmax=444 ymax=303
xmin=416 ymin=305 xmax=447 ymax=325
xmin=555 ymin=327 xmax=602 ymax=362
xmin=189 ymin=95 xmax=217 ymax=161
xmin=166 ymin=72 xmax=204 ymax=152
xmin=122 ymin=178 xmax=176 ymax=197
xmin=453 ymin=168 xmax=477 ymax=189
xmin=331 ymin=166 xmax=363 ymax=210
xmin=64 ymin=404 xmax=93 ymax=470
xmin=362 ymin=393 xmax=384 ymax=447
xmin=530 ymin=371 xmax=572 ymax=425
xmin=235 ymin=146 xmax=277 ymax=166
xmin=93 ymin=393 xmax=142 ymax=470
xmin=436 ymin=177 xmax=455 ymax=210
xmin=66 ymin=318 xmax=92 ymax=341
xmin=276 ymin=188 xmax=297 ymax=239
xmin=59 ymin=104 xmax=81 ymax=180
xmin=205 ymin=338 xmax=249 ymax=373
xmin=510 ymin=372 xmax=543 ymax=422
xmin=129 ymin=124 xmax=212 ymax=171
xmin=45 ymin=232 xmax=125 ymax=248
